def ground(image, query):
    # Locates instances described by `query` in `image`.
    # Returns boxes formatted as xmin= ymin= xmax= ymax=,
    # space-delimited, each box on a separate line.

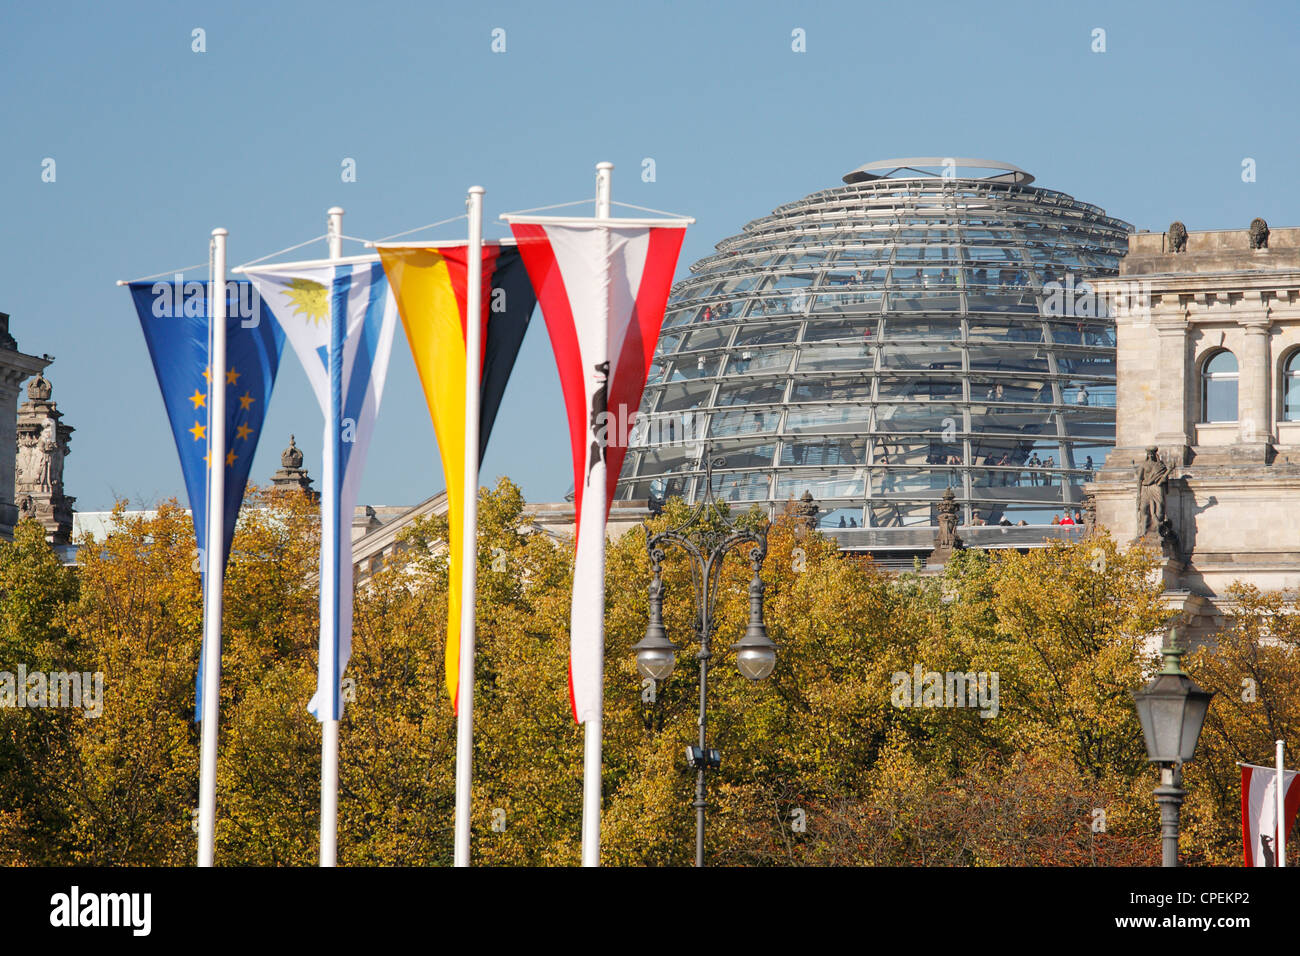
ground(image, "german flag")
xmin=377 ymin=243 xmax=536 ymax=708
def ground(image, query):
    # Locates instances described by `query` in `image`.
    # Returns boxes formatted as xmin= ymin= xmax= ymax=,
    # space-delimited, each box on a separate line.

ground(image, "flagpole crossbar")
xmin=499 ymin=198 xmax=595 ymax=217
xmin=501 ymin=198 xmax=694 ymax=226
xmin=369 ymin=214 xmax=469 ymax=245
xmin=611 ymin=200 xmax=695 ymax=219
xmin=371 ymin=238 xmax=520 ymax=250
xmin=232 ymin=252 xmax=381 ymax=274
xmin=232 ymin=233 xmax=375 ymax=274
xmin=115 ymin=261 xmax=210 ymax=286
xmin=231 ymin=233 xmax=329 ymax=272
xmin=501 ymin=214 xmax=695 ymax=228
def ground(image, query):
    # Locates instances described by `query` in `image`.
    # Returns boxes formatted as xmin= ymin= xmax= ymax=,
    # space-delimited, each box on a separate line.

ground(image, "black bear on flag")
xmin=588 ymin=360 xmax=609 ymax=485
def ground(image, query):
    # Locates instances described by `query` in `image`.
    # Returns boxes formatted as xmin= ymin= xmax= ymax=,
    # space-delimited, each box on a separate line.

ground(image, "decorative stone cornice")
xmin=0 ymin=349 xmax=51 ymax=387
xmin=1093 ymin=271 xmax=1300 ymax=296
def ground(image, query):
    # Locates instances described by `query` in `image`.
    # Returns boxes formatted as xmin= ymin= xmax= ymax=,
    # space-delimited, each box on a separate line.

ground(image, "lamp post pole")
xmin=1154 ymin=765 xmax=1184 ymax=868
xmin=635 ymin=450 xmax=775 ymax=867
xmin=693 ymin=612 xmax=711 ymax=869
xmin=1131 ymin=624 xmax=1213 ymax=868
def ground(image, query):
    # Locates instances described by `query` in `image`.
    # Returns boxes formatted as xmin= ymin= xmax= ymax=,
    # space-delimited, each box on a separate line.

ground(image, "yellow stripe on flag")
xmin=378 ymin=248 xmax=470 ymax=707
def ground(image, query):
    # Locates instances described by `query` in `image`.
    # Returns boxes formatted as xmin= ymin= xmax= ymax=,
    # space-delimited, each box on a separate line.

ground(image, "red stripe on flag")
xmin=441 ymin=246 xmax=472 ymax=342
xmin=567 ymin=660 xmax=578 ymax=726
xmin=428 ymin=242 xmax=507 ymax=372
xmin=1242 ymin=765 xmax=1253 ymax=866
xmin=475 ymin=242 xmax=504 ymax=374
xmin=1284 ymin=770 xmax=1300 ymax=864
xmin=605 ymin=226 xmax=686 ymax=513
xmin=510 ymin=224 xmax=590 ymax=541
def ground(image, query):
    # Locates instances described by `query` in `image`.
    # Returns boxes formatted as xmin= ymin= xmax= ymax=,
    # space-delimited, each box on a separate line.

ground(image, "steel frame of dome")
xmin=615 ymin=159 xmax=1133 ymax=539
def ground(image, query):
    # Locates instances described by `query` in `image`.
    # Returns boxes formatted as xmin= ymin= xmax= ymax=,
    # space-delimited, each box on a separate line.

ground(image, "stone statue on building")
xmin=1136 ymin=445 xmax=1169 ymax=535
xmin=37 ymin=420 xmax=62 ymax=493
xmin=1082 ymin=492 xmax=1097 ymax=535
xmin=1168 ymin=221 xmax=1188 ymax=253
xmin=931 ymin=487 xmax=963 ymax=565
xmin=14 ymin=371 xmax=74 ymax=544
xmin=794 ymin=490 xmax=819 ymax=530
xmin=15 ymin=431 xmax=40 ymax=488
xmin=1249 ymin=217 xmax=1270 ymax=250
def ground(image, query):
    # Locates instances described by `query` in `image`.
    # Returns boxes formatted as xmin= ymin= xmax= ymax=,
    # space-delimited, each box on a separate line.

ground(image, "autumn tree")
xmin=1183 ymin=583 xmax=1300 ymax=866
xmin=0 ymin=479 xmax=1290 ymax=866
xmin=0 ymin=519 xmax=81 ymax=864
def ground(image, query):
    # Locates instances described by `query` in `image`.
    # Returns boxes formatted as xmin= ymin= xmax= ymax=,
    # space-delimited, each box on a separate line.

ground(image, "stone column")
xmin=1239 ymin=317 xmax=1272 ymax=456
xmin=1153 ymin=317 xmax=1192 ymax=459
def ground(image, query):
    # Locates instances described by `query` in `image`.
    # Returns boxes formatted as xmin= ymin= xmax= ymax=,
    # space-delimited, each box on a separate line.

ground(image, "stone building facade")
xmin=1087 ymin=221 xmax=1300 ymax=638
xmin=0 ymin=312 xmax=56 ymax=540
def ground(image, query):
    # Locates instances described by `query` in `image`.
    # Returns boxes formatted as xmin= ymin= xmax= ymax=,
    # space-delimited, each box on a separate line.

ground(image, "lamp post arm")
xmin=640 ymin=482 xmax=771 ymax=867
xmin=648 ymin=528 xmax=707 ymax=635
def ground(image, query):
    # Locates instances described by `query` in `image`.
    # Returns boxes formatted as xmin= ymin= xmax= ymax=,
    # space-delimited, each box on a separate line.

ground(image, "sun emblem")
xmin=282 ymin=278 xmax=329 ymax=325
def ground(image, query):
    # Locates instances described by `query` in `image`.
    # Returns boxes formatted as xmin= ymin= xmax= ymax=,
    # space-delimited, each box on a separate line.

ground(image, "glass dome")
xmin=616 ymin=159 xmax=1132 ymax=543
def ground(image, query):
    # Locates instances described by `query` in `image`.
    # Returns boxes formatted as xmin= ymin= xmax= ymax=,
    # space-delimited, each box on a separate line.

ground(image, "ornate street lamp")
xmin=636 ymin=449 xmax=775 ymax=866
xmin=731 ymin=572 xmax=777 ymax=681
xmin=631 ymin=574 xmax=678 ymax=681
xmin=1131 ymin=625 xmax=1213 ymax=867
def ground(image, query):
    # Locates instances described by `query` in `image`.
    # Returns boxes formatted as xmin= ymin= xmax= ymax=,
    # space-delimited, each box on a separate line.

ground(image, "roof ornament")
xmin=282 ymin=434 xmax=304 ymax=470
xmin=27 ymin=371 xmax=52 ymax=402
xmin=1249 ymin=218 xmax=1270 ymax=250
xmin=1168 ymin=222 xmax=1188 ymax=254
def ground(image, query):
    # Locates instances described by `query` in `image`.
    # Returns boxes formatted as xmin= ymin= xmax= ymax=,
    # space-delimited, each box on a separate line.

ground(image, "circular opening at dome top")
xmin=843 ymin=157 xmax=1034 ymax=186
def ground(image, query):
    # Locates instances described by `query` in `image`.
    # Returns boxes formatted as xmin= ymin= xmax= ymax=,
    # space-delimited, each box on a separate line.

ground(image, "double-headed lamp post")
xmin=1131 ymin=625 xmax=1213 ymax=867
xmin=632 ymin=452 xmax=775 ymax=867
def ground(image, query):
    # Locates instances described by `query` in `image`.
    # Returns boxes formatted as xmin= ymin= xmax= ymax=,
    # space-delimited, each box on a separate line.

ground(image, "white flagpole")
xmin=580 ymin=161 xmax=614 ymax=868
xmin=197 ymin=226 xmax=229 ymax=868
xmin=1278 ymin=739 xmax=1286 ymax=867
xmin=453 ymin=187 xmax=486 ymax=867
xmin=320 ymin=205 xmax=345 ymax=868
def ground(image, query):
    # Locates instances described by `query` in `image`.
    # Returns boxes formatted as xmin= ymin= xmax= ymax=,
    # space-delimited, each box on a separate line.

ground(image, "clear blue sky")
xmin=3 ymin=0 xmax=1298 ymax=512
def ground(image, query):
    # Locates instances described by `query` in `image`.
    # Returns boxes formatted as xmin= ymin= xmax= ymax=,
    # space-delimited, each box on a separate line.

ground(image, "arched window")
xmin=1284 ymin=351 xmax=1300 ymax=421
xmin=1201 ymin=350 xmax=1238 ymax=423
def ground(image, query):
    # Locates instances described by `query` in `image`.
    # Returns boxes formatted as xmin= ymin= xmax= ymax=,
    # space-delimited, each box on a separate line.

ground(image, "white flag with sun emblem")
xmin=245 ymin=259 xmax=398 ymax=720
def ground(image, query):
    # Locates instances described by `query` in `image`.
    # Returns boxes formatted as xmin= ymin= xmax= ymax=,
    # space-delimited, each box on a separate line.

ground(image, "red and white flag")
xmin=510 ymin=220 xmax=686 ymax=723
xmin=1241 ymin=762 xmax=1300 ymax=866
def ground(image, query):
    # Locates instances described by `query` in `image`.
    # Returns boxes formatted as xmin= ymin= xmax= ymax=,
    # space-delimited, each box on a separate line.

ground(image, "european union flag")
xmin=130 ymin=279 xmax=283 ymax=566
xmin=129 ymin=279 xmax=284 ymax=713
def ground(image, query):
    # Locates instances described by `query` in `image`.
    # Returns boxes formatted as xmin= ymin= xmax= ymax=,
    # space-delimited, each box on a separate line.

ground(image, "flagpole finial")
xmin=468 ymin=185 xmax=485 ymax=195
xmin=211 ymin=227 xmax=228 ymax=237
xmin=327 ymin=208 xmax=345 ymax=261
xmin=596 ymin=163 xmax=613 ymax=220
